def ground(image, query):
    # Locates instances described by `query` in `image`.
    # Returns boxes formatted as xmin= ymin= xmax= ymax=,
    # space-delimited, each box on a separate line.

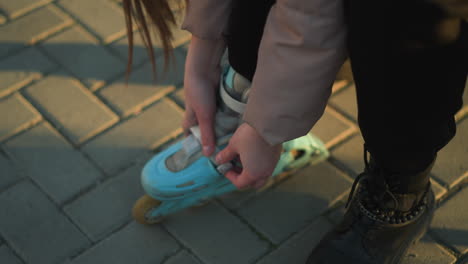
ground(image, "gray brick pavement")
xmin=58 ymin=0 xmax=126 ymax=43
xmin=0 ymin=93 xmax=41 ymax=141
xmin=4 ymin=123 xmax=102 ymax=204
xmin=329 ymin=85 xmax=358 ymax=121
xmin=0 ymin=5 xmax=72 ymax=58
xmin=0 ymin=244 xmax=23 ymax=264
xmin=432 ymin=118 xmax=468 ymax=188
xmin=0 ymin=0 xmax=52 ymax=19
xmin=69 ymin=222 xmax=179 ymax=264
xmin=64 ymin=164 xmax=144 ymax=242
xmin=0 ymin=47 xmax=56 ymax=98
xmin=310 ymin=107 xmax=356 ymax=149
xmin=82 ymin=99 xmax=183 ymax=174
xmin=0 ymin=1 xmax=466 ymax=263
xmin=98 ymin=62 xmax=178 ymax=117
xmin=164 ymin=202 xmax=269 ymax=264
xmin=432 ymin=186 xmax=468 ymax=254
xmin=24 ymin=74 xmax=118 ymax=144
xmin=164 ymin=250 xmax=201 ymax=264
xmin=0 ymin=152 xmax=21 ymax=190
xmin=402 ymin=235 xmax=456 ymax=264
xmin=40 ymin=26 xmax=124 ymax=90
xmin=0 ymin=181 xmax=90 ymax=264
xmin=238 ymin=162 xmax=352 ymax=244
xmin=257 ymin=217 xmax=332 ymax=264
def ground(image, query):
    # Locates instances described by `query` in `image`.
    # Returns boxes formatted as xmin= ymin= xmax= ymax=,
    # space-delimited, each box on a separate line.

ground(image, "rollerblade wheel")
xmin=132 ymin=195 xmax=163 ymax=225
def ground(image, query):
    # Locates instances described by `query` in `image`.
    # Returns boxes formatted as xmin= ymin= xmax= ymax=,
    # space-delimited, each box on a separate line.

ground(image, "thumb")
xmin=216 ymin=144 xmax=238 ymax=165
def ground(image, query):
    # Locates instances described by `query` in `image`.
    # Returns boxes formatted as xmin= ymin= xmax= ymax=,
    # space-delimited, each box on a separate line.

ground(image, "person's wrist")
xmin=185 ymin=36 xmax=225 ymax=75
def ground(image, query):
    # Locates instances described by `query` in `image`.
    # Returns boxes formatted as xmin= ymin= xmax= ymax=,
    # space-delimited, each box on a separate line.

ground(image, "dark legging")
xmin=226 ymin=0 xmax=467 ymax=175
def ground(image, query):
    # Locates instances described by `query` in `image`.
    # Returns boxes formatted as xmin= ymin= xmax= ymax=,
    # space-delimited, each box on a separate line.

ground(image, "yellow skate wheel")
xmin=132 ymin=195 xmax=163 ymax=225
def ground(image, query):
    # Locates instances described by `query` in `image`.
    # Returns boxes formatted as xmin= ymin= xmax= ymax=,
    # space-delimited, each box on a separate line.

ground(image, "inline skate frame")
xmin=132 ymin=66 xmax=329 ymax=224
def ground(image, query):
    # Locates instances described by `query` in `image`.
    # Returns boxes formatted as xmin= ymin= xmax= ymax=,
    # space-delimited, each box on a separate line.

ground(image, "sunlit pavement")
xmin=0 ymin=1 xmax=467 ymax=263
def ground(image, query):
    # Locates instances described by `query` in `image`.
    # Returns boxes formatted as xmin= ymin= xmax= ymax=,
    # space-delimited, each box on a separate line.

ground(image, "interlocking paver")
xmin=172 ymin=88 xmax=185 ymax=107
xmin=163 ymin=202 xmax=269 ymax=264
xmin=0 ymin=244 xmax=22 ymax=264
xmin=0 ymin=47 xmax=56 ymax=98
xmin=24 ymin=74 xmax=118 ymax=144
xmin=70 ymin=222 xmax=179 ymax=264
xmin=0 ymin=0 xmax=51 ymax=19
xmin=402 ymin=235 xmax=456 ymax=264
xmin=238 ymin=162 xmax=352 ymax=244
xmin=0 ymin=93 xmax=42 ymax=141
xmin=82 ymin=99 xmax=183 ymax=174
xmin=4 ymin=123 xmax=101 ymax=204
xmin=331 ymin=133 xmax=364 ymax=176
xmin=431 ymin=186 xmax=468 ymax=254
xmin=40 ymin=26 xmax=124 ymax=90
xmin=58 ymin=0 xmax=126 ymax=43
xmin=0 ymin=152 xmax=21 ymax=190
xmin=329 ymin=84 xmax=358 ymax=121
xmin=310 ymin=107 xmax=356 ymax=148
xmin=64 ymin=164 xmax=144 ymax=241
xmin=257 ymin=217 xmax=332 ymax=264
xmin=432 ymin=119 xmax=468 ymax=188
xmin=165 ymin=250 xmax=201 ymax=264
xmin=98 ymin=60 xmax=182 ymax=117
xmin=0 ymin=181 xmax=90 ymax=264
xmin=0 ymin=5 xmax=72 ymax=58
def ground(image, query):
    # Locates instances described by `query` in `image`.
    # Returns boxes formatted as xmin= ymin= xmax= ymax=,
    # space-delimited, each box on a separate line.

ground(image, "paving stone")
xmin=238 ymin=162 xmax=352 ymax=244
xmin=432 ymin=119 xmax=468 ymax=188
xmin=165 ymin=250 xmax=201 ymax=264
xmin=0 ymin=0 xmax=51 ymax=18
xmin=0 ymin=153 xmax=21 ymax=190
xmin=0 ymin=47 xmax=56 ymax=98
xmin=310 ymin=107 xmax=356 ymax=148
xmin=257 ymin=217 xmax=332 ymax=264
xmin=40 ymin=26 xmax=124 ymax=90
xmin=329 ymin=84 xmax=358 ymax=121
xmin=70 ymin=222 xmax=178 ymax=264
xmin=109 ymin=10 xmax=190 ymax=64
xmin=4 ymin=123 xmax=101 ymax=204
xmin=402 ymin=235 xmax=456 ymax=264
xmin=331 ymin=134 xmax=365 ymax=177
xmin=163 ymin=202 xmax=269 ymax=264
xmin=172 ymin=88 xmax=185 ymax=107
xmin=331 ymin=80 xmax=349 ymax=94
xmin=98 ymin=59 xmax=184 ymax=117
xmin=82 ymin=99 xmax=183 ymax=174
xmin=0 ymin=181 xmax=90 ymax=264
xmin=0 ymin=94 xmax=41 ymax=141
xmin=58 ymin=0 xmax=126 ymax=43
xmin=0 ymin=6 xmax=72 ymax=58
xmin=24 ymin=74 xmax=118 ymax=144
xmin=0 ymin=245 xmax=22 ymax=264
xmin=64 ymin=164 xmax=145 ymax=241
xmin=431 ymin=186 xmax=468 ymax=254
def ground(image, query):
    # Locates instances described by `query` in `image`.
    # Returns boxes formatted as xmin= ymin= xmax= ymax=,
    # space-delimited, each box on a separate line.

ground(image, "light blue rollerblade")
xmin=132 ymin=66 xmax=329 ymax=224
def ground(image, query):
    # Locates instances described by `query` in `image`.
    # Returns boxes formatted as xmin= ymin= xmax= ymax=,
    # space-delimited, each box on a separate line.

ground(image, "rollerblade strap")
xmin=220 ymin=78 xmax=246 ymax=114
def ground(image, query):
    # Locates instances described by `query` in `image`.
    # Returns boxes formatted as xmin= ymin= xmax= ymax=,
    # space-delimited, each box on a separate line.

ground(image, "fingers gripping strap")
xmin=220 ymin=78 xmax=246 ymax=114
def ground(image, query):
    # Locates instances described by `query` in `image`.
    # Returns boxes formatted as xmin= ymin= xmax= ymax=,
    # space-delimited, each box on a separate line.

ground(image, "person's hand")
xmin=215 ymin=123 xmax=283 ymax=189
xmin=182 ymin=36 xmax=226 ymax=156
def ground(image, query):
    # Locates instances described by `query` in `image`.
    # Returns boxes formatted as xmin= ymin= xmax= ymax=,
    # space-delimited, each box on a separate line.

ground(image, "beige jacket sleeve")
xmin=181 ymin=0 xmax=233 ymax=39
xmin=182 ymin=0 xmax=347 ymax=146
xmin=243 ymin=0 xmax=347 ymax=145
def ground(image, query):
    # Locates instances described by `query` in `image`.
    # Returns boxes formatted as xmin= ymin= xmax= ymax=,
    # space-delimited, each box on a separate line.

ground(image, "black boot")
xmin=306 ymin=151 xmax=435 ymax=264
